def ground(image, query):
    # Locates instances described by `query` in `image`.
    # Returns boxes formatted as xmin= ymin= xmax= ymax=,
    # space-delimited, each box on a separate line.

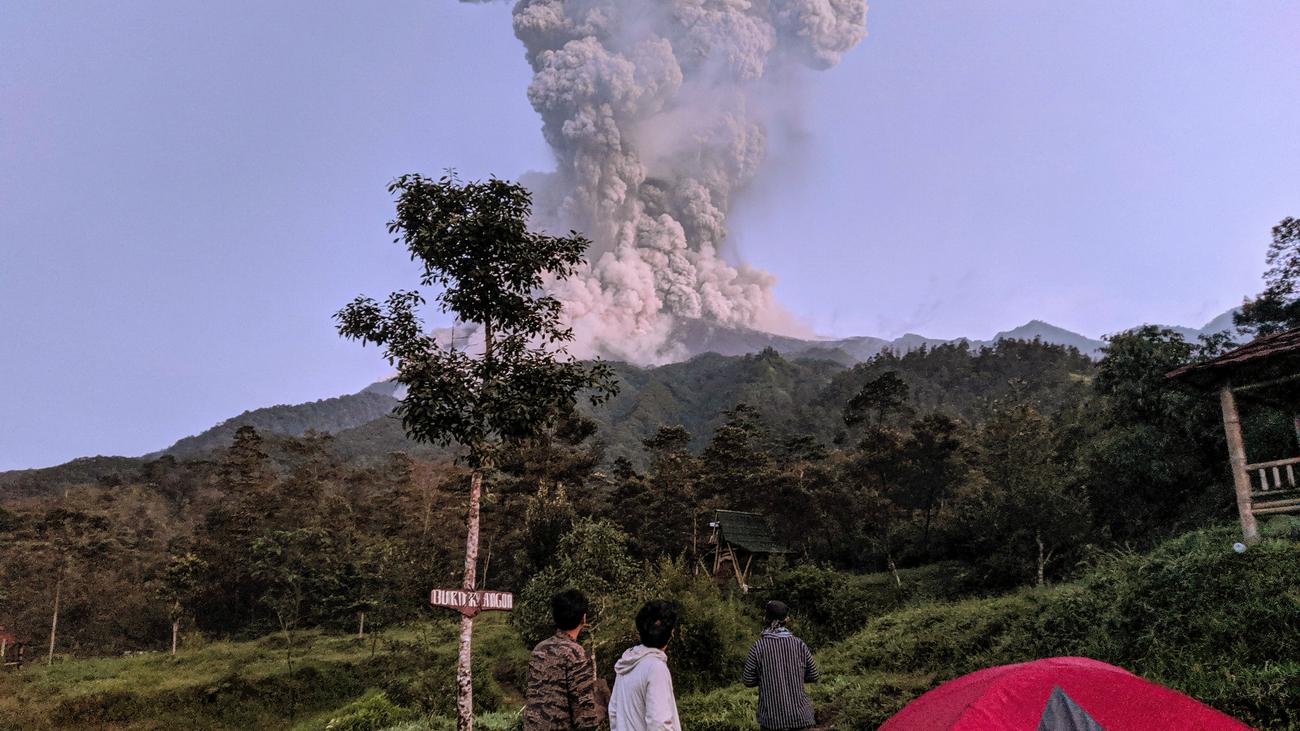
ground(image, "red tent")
xmin=879 ymin=657 xmax=1251 ymax=731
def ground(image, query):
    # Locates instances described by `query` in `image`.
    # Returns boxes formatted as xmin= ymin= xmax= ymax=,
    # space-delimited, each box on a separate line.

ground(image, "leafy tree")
xmin=956 ymin=401 xmax=1088 ymax=587
xmin=1074 ymin=327 xmax=1234 ymax=543
xmin=1235 ymin=216 xmax=1300 ymax=335
xmin=512 ymin=518 xmax=638 ymax=652
xmin=895 ymin=414 xmax=964 ymax=559
xmin=615 ymin=425 xmax=702 ymax=561
xmin=157 ymin=552 xmax=207 ymax=656
xmin=843 ymin=371 xmax=914 ymax=431
xmin=334 ymin=173 xmax=616 ymax=730
xmin=701 ymin=403 xmax=774 ymax=508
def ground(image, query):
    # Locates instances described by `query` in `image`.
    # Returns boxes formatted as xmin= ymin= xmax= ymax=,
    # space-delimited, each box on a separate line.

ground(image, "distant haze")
xmin=2 ymin=1 xmax=1298 ymax=470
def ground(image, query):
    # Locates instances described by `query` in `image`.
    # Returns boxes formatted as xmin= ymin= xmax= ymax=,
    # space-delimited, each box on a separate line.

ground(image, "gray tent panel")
xmin=1037 ymin=686 xmax=1106 ymax=731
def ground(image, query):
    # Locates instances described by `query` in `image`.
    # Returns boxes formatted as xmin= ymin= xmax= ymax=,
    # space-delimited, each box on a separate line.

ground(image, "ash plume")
xmin=503 ymin=0 xmax=868 ymax=361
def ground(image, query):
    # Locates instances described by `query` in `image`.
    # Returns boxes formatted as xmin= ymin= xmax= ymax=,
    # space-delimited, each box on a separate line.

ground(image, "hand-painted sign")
xmin=430 ymin=589 xmax=514 ymax=618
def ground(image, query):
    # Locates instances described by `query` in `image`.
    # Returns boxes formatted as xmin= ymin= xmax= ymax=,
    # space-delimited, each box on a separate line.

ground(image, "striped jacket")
xmin=741 ymin=628 xmax=819 ymax=730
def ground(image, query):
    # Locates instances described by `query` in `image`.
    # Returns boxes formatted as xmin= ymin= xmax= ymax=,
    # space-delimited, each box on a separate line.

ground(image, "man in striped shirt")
xmin=741 ymin=600 xmax=820 ymax=731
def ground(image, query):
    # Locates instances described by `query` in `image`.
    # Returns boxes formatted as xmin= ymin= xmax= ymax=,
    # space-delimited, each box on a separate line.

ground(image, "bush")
xmin=324 ymin=691 xmax=404 ymax=731
xmin=758 ymin=560 xmax=985 ymax=648
xmin=642 ymin=560 xmax=757 ymax=694
xmin=403 ymin=657 xmax=503 ymax=716
xmin=824 ymin=526 xmax=1300 ymax=728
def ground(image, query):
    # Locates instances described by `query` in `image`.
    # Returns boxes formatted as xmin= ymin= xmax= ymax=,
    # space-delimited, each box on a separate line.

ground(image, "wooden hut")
xmin=707 ymin=510 xmax=789 ymax=593
xmin=1168 ymin=328 xmax=1300 ymax=542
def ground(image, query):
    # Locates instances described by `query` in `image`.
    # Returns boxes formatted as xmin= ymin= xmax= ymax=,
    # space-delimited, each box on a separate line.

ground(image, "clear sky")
xmin=2 ymin=1 xmax=1298 ymax=470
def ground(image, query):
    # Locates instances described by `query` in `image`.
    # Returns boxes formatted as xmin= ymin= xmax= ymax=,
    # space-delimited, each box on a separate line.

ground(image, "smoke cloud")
xmin=504 ymin=1 xmax=868 ymax=361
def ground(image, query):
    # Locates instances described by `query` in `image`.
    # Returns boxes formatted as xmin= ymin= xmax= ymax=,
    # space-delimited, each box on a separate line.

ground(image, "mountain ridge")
xmin=0 ymin=310 xmax=1242 ymax=473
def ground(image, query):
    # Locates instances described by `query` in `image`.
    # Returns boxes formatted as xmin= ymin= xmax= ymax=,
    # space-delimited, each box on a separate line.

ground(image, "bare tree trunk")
xmin=357 ymin=611 xmax=366 ymax=639
xmin=47 ymin=563 xmax=63 ymax=666
xmin=171 ymin=618 xmax=180 ymax=656
xmin=1035 ymin=529 xmax=1046 ymax=587
xmin=887 ymin=552 xmax=901 ymax=588
xmin=456 ymin=468 xmax=483 ymax=731
xmin=479 ymin=536 xmax=492 ymax=590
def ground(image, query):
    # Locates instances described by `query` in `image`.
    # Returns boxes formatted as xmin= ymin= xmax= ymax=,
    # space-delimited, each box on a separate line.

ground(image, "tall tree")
xmin=843 ymin=371 xmax=914 ymax=432
xmin=1235 ymin=217 xmax=1300 ymax=335
xmin=958 ymin=400 xmax=1088 ymax=587
xmin=335 ymin=173 xmax=616 ymax=730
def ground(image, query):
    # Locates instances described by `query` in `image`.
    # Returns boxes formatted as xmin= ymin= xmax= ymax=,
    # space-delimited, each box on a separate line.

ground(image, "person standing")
xmin=607 ymin=599 xmax=682 ymax=731
xmin=742 ymin=600 xmax=820 ymax=731
xmin=523 ymin=589 xmax=604 ymax=731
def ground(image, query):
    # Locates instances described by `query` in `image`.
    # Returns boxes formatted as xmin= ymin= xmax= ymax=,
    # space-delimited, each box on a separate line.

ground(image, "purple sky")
xmin=2 ymin=1 xmax=1298 ymax=470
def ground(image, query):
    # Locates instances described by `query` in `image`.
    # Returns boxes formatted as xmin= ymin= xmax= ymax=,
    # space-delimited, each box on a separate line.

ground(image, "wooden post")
xmin=455 ymin=468 xmax=483 ymax=731
xmin=1220 ymin=386 xmax=1260 ymax=544
xmin=48 ymin=567 xmax=62 ymax=666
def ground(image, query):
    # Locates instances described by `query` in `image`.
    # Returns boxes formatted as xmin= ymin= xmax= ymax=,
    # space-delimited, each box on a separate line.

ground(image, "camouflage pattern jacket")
xmin=524 ymin=632 xmax=603 ymax=731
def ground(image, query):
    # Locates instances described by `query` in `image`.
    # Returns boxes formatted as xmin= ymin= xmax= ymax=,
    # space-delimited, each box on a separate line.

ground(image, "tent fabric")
xmin=879 ymin=657 xmax=1252 ymax=731
xmin=1036 ymin=687 xmax=1104 ymax=731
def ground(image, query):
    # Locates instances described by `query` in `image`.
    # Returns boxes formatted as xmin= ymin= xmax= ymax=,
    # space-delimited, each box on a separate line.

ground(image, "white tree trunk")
xmin=171 ymin=619 xmax=179 ymax=656
xmin=456 ymin=468 xmax=483 ymax=731
xmin=357 ymin=611 xmax=366 ymax=639
xmin=47 ymin=577 xmax=61 ymax=663
xmin=47 ymin=567 xmax=63 ymax=666
xmin=1035 ymin=530 xmax=1046 ymax=587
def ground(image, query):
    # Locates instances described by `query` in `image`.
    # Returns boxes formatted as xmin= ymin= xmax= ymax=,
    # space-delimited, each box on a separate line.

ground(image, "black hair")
xmin=764 ymin=600 xmax=789 ymax=625
xmin=551 ymin=589 xmax=589 ymax=632
xmin=635 ymin=599 xmax=679 ymax=649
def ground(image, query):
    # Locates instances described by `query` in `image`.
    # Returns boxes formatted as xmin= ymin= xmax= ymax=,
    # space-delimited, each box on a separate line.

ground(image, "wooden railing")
xmin=1245 ymin=455 xmax=1300 ymax=515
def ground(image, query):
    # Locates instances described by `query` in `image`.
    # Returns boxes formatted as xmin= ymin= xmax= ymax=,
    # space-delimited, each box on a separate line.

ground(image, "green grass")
xmin=3 ymin=524 xmax=1298 ymax=730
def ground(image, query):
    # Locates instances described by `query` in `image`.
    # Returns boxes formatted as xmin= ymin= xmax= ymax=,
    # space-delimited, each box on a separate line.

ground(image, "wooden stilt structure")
xmin=1170 ymin=328 xmax=1300 ymax=542
xmin=706 ymin=510 xmax=789 ymax=593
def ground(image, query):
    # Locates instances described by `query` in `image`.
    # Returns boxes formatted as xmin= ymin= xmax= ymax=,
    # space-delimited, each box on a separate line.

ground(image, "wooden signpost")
xmin=431 ymin=589 xmax=513 ymax=619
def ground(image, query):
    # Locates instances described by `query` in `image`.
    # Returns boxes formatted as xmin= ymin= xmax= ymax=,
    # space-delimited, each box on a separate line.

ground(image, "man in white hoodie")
xmin=607 ymin=599 xmax=681 ymax=731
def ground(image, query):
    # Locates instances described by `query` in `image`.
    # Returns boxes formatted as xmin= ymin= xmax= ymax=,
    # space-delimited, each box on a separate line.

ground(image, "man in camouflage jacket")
xmin=524 ymin=589 xmax=605 ymax=730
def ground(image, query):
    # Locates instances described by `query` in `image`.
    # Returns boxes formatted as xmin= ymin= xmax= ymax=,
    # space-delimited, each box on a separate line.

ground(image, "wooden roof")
xmin=714 ymin=510 xmax=789 ymax=554
xmin=1167 ymin=327 xmax=1300 ymax=387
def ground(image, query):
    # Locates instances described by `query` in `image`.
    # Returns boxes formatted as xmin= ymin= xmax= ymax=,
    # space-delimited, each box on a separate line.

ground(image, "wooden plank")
xmin=1220 ymin=386 xmax=1261 ymax=543
xmin=1259 ymin=468 xmax=1269 ymax=491
xmin=1252 ymin=488 xmax=1300 ymax=499
xmin=1245 ymin=455 xmax=1300 ymax=471
xmin=1288 ymin=464 xmax=1295 ymax=487
xmin=1252 ymin=497 xmax=1300 ymax=511
xmin=1232 ymin=372 xmax=1300 ymax=394
xmin=1252 ymin=504 xmax=1300 ymax=516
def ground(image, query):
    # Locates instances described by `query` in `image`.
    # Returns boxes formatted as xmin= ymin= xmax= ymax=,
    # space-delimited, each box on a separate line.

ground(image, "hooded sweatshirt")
xmin=607 ymin=644 xmax=681 ymax=731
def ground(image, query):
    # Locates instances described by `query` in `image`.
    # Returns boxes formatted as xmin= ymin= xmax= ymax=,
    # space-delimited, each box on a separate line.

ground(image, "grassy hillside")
xmin=5 ymin=520 xmax=1297 ymax=730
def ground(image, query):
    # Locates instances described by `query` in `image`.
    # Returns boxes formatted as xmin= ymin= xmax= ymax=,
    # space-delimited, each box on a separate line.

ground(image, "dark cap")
xmin=764 ymin=600 xmax=789 ymax=622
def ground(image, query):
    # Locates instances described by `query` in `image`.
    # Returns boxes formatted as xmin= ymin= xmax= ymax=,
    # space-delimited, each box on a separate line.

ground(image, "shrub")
xmin=324 ymin=690 xmax=404 ymax=731
xmin=403 ymin=657 xmax=503 ymax=716
xmin=824 ymin=526 xmax=1300 ymax=728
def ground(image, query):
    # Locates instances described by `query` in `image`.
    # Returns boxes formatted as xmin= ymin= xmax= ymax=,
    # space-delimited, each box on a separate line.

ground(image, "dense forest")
xmin=10 ymin=212 xmax=1300 ymax=727
xmin=3 ymin=328 xmax=1293 ymax=657
xmin=6 ymin=324 xmax=1300 ymax=728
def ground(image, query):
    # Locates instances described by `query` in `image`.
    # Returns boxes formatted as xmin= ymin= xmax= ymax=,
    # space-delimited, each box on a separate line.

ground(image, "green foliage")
xmin=334 ymin=173 xmax=616 ymax=466
xmin=825 ymin=526 xmax=1300 ymax=728
xmin=1235 ymin=216 xmax=1300 ymax=336
xmin=639 ymin=560 xmax=757 ymax=695
xmin=511 ymin=518 xmax=639 ymax=649
xmin=757 ymin=561 xmax=981 ymax=649
xmin=404 ymin=657 xmax=504 ymax=716
xmin=324 ymin=691 xmax=405 ymax=731
xmin=843 ymin=370 xmax=913 ymax=429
